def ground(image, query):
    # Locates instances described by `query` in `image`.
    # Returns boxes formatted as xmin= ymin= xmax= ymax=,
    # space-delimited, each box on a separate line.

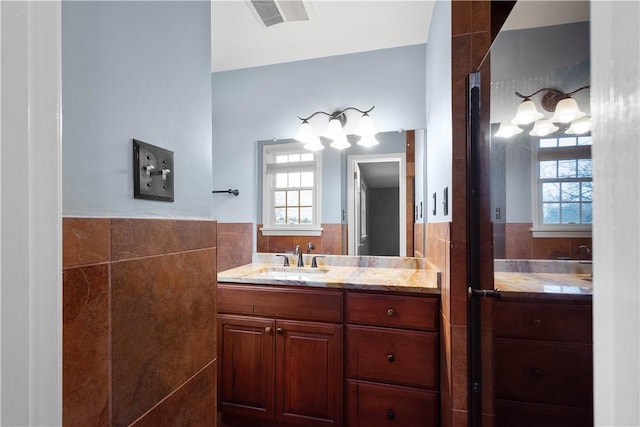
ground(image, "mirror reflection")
xmin=489 ymin=1 xmax=592 ymax=264
xmin=257 ymin=129 xmax=426 ymax=257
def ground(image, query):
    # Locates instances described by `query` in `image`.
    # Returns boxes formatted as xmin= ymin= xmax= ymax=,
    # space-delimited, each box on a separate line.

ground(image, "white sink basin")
xmin=256 ymin=266 xmax=329 ymax=281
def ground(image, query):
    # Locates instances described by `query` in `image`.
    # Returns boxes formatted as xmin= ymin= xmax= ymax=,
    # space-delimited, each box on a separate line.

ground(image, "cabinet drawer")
xmin=494 ymin=300 xmax=591 ymax=343
xmin=218 ymin=284 xmax=343 ymax=323
xmin=347 ymin=326 xmax=437 ymax=389
xmin=346 ymin=292 xmax=438 ymax=331
xmin=347 ymin=380 xmax=438 ymax=427
xmin=496 ymin=399 xmax=592 ymax=427
xmin=495 ymin=338 xmax=592 ymax=408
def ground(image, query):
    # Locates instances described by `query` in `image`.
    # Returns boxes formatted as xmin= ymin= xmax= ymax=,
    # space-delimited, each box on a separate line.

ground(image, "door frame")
xmin=346 ymin=153 xmax=406 ymax=256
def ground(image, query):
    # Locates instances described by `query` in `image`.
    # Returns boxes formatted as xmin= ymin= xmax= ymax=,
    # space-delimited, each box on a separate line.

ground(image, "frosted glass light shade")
xmin=295 ymin=121 xmax=315 ymax=144
xmin=550 ymin=97 xmax=586 ymax=123
xmin=329 ymin=135 xmax=351 ymax=150
xmin=529 ymin=119 xmax=559 ymax=137
xmin=494 ymin=122 xmax=523 ymax=138
xmin=565 ymin=116 xmax=592 ymax=134
xmin=324 ymin=118 xmax=345 ymax=141
xmin=354 ymin=114 xmax=377 ymax=136
xmin=303 ymin=137 xmax=325 ymax=151
xmin=357 ymin=135 xmax=379 ymax=147
xmin=511 ymin=99 xmax=544 ymax=125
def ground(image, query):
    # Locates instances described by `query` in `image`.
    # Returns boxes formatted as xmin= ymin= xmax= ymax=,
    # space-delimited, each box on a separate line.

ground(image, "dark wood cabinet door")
xmin=218 ymin=315 xmax=275 ymax=420
xmin=275 ymin=320 xmax=343 ymax=427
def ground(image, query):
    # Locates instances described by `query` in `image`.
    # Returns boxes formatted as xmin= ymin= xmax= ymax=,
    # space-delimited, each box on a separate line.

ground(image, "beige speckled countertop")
xmin=494 ymin=259 xmax=593 ymax=297
xmin=218 ymin=254 xmax=440 ymax=294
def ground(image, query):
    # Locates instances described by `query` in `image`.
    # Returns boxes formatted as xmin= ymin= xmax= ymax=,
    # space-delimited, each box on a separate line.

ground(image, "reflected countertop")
xmin=218 ymin=254 xmax=440 ymax=295
xmin=494 ymin=271 xmax=593 ymax=296
xmin=494 ymin=259 xmax=593 ymax=297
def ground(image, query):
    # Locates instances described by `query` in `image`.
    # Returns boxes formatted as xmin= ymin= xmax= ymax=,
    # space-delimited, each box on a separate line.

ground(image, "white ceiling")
xmin=211 ymin=0 xmax=590 ymax=73
xmin=211 ymin=0 xmax=435 ymax=72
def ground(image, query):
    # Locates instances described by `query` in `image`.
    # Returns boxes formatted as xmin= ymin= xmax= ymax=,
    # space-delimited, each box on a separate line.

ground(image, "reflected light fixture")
xmin=495 ymin=122 xmax=523 ymax=138
xmin=498 ymin=85 xmax=591 ymax=138
xmin=565 ymin=116 xmax=592 ymax=134
xmin=294 ymin=106 xmax=378 ymax=151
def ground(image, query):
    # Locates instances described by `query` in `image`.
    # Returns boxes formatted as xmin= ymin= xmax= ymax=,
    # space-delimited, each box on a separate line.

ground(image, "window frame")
xmin=260 ymin=142 xmax=322 ymax=236
xmin=531 ymin=134 xmax=592 ymax=238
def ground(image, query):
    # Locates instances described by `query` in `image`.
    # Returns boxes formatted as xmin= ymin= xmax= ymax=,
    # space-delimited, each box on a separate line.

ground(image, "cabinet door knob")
xmin=387 ymin=308 xmax=395 ymax=316
xmin=276 ymin=327 xmax=284 ymax=335
xmin=532 ymin=318 xmax=542 ymax=326
xmin=532 ymin=368 xmax=543 ymax=377
xmin=387 ymin=410 xmax=395 ymax=420
xmin=387 ymin=354 xmax=395 ymax=362
xmin=265 ymin=327 xmax=272 ymax=334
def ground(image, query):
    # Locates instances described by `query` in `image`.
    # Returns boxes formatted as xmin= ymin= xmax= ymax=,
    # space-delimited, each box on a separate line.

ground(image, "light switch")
xmin=133 ymin=139 xmax=174 ymax=202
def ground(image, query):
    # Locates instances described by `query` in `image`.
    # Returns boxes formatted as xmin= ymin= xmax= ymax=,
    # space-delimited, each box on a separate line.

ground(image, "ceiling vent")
xmin=248 ymin=0 xmax=311 ymax=27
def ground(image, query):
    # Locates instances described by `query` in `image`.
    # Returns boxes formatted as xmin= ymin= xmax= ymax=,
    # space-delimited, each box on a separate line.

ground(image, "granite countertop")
xmin=494 ymin=259 xmax=593 ymax=296
xmin=217 ymin=253 xmax=440 ymax=294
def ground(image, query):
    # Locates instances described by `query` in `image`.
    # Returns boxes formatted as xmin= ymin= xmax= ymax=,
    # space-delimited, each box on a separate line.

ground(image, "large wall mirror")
xmin=488 ymin=1 xmax=592 ymax=268
xmin=257 ymin=128 xmax=427 ymax=257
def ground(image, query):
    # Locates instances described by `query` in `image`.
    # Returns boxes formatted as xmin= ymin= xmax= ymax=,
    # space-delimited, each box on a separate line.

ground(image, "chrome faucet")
xmin=294 ymin=245 xmax=304 ymax=267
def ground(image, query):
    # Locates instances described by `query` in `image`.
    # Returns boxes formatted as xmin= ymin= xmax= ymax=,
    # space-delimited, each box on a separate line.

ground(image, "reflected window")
xmin=536 ymin=134 xmax=592 ymax=229
xmin=261 ymin=143 xmax=322 ymax=236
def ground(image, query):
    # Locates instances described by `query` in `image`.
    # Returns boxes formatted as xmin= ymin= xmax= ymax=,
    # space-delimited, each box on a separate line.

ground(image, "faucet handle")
xmin=311 ymin=256 xmax=326 ymax=268
xmin=294 ymin=245 xmax=301 ymax=255
xmin=276 ymin=254 xmax=290 ymax=267
xmin=306 ymin=242 xmax=315 ymax=253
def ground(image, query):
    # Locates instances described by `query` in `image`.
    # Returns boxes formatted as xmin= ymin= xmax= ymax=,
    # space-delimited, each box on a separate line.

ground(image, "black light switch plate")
xmin=133 ymin=139 xmax=174 ymax=202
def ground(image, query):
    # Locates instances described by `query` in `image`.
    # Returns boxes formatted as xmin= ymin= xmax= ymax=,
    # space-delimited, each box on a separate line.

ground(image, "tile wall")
xmin=63 ymin=218 xmax=217 ymax=427
xmin=256 ymin=223 xmax=345 ymax=256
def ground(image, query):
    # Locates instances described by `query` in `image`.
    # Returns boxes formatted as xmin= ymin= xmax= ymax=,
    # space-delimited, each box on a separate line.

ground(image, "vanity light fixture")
xmin=498 ymin=86 xmax=591 ymax=138
xmin=294 ymin=106 xmax=378 ymax=151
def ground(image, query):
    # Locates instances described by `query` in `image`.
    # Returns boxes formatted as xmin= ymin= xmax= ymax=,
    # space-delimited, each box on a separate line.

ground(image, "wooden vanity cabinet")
xmin=345 ymin=292 xmax=439 ymax=427
xmin=217 ymin=284 xmax=343 ymax=427
xmin=493 ymin=297 xmax=593 ymax=427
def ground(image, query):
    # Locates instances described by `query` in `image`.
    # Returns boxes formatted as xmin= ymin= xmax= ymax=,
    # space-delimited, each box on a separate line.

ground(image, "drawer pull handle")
xmin=387 ymin=410 xmax=395 ymax=420
xmin=532 ymin=368 xmax=543 ymax=377
xmin=387 ymin=354 xmax=395 ymax=362
xmin=387 ymin=308 xmax=395 ymax=317
xmin=276 ymin=328 xmax=284 ymax=335
xmin=265 ymin=327 xmax=272 ymax=334
xmin=532 ymin=318 xmax=542 ymax=326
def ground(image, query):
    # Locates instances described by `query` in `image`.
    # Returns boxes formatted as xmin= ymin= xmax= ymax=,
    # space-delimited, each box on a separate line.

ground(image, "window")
xmin=533 ymin=134 xmax=592 ymax=237
xmin=261 ymin=142 xmax=322 ymax=236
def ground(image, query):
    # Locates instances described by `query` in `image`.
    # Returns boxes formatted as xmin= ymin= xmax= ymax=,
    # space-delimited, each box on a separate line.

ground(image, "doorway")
xmin=347 ymin=153 xmax=406 ymax=256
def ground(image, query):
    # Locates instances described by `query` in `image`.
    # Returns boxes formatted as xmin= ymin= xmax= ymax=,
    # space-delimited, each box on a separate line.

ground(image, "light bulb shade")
xmin=324 ymin=118 xmax=345 ymax=141
xmin=329 ymin=135 xmax=351 ymax=150
xmin=303 ymin=139 xmax=325 ymax=151
xmin=354 ymin=114 xmax=377 ymax=136
xmin=511 ymin=99 xmax=544 ymax=125
xmin=294 ymin=121 xmax=315 ymax=144
xmin=565 ymin=116 xmax=592 ymax=135
xmin=550 ymin=97 xmax=586 ymax=123
xmin=357 ymin=135 xmax=379 ymax=147
xmin=494 ymin=122 xmax=523 ymax=138
xmin=529 ymin=119 xmax=559 ymax=137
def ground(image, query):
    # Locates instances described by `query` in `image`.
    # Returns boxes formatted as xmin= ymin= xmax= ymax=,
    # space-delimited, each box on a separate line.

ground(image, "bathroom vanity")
xmin=492 ymin=260 xmax=593 ymax=426
xmin=217 ymin=254 xmax=440 ymax=427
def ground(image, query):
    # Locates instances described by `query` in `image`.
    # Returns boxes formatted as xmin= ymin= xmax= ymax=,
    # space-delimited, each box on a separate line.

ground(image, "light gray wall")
xmin=62 ymin=1 xmax=213 ymax=218
xmin=425 ymin=0 xmax=452 ymax=223
xmin=212 ymin=44 xmax=427 ymax=223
